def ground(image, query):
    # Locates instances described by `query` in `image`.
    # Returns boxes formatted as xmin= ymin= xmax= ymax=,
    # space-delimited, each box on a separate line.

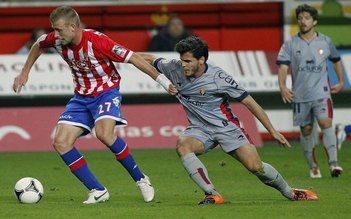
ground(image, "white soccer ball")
xmin=14 ymin=177 xmax=44 ymax=204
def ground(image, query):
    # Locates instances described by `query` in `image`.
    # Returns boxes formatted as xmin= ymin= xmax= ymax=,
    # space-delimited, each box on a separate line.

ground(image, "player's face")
xmin=52 ymin=18 xmax=76 ymax=46
xmin=180 ymin=52 xmax=204 ymax=78
xmin=297 ymin=11 xmax=316 ymax=34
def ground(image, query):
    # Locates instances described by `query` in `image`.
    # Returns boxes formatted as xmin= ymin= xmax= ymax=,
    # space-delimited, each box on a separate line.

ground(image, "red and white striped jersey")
xmin=38 ymin=29 xmax=133 ymax=96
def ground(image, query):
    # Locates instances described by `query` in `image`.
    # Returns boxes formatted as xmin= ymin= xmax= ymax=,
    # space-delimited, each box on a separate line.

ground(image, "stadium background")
xmin=0 ymin=0 xmax=350 ymax=152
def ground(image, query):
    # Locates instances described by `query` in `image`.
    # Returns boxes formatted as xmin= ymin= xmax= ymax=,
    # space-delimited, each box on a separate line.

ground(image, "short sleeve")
xmin=154 ymin=58 xmax=180 ymax=79
xmin=326 ymin=37 xmax=341 ymax=63
xmin=92 ymin=31 xmax=133 ymax=63
xmin=37 ymin=32 xmax=56 ymax=49
xmin=276 ymin=40 xmax=292 ymax=66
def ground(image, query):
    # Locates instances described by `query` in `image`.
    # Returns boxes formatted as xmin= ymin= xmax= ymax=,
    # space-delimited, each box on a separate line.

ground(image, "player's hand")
xmin=13 ymin=74 xmax=28 ymax=93
xmin=168 ymin=84 xmax=178 ymax=95
xmin=280 ymin=87 xmax=293 ymax=103
xmin=156 ymin=74 xmax=178 ymax=95
xmin=331 ymin=83 xmax=344 ymax=94
xmin=271 ymin=131 xmax=292 ymax=148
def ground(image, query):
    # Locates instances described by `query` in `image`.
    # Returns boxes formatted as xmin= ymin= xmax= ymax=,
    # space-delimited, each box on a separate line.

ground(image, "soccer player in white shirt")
xmin=139 ymin=36 xmax=318 ymax=205
xmin=12 ymin=6 xmax=177 ymax=204
xmin=276 ymin=4 xmax=344 ymax=178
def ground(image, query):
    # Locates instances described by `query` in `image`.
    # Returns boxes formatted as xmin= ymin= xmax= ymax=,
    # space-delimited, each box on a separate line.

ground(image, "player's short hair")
xmin=175 ymin=36 xmax=209 ymax=61
xmin=296 ymin=4 xmax=319 ymax=21
xmin=50 ymin=6 xmax=80 ymax=26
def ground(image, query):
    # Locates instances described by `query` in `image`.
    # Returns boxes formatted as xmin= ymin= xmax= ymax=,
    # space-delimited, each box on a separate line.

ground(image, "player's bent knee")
xmin=246 ymin=161 xmax=263 ymax=173
xmin=176 ymin=144 xmax=193 ymax=156
xmin=52 ymin=138 xmax=72 ymax=154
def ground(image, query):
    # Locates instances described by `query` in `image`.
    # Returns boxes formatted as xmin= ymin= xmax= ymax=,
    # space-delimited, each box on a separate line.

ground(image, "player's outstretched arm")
xmin=137 ymin=52 xmax=157 ymax=66
xmin=241 ymin=95 xmax=291 ymax=148
xmin=129 ymin=53 xmax=177 ymax=95
xmin=13 ymin=43 xmax=42 ymax=93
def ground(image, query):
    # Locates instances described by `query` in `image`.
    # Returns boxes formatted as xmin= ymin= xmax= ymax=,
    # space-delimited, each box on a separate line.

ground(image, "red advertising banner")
xmin=0 ymin=103 xmax=262 ymax=152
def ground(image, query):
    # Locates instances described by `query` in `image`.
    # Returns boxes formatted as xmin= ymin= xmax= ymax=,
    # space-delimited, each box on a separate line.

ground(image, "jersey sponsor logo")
xmin=112 ymin=45 xmax=127 ymax=57
xmin=298 ymin=60 xmax=323 ymax=73
xmin=66 ymin=57 xmax=97 ymax=70
xmin=218 ymin=72 xmax=238 ymax=87
xmin=178 ymin=94 xmax=204 ymax=107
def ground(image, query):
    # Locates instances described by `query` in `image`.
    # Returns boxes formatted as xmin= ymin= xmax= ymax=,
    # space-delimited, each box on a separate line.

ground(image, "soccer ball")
xmin=14 ymin=177 xmax=44 ymax=204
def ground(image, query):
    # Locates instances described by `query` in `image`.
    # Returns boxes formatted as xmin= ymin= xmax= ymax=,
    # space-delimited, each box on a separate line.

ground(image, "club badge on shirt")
xmin=199 ymin=88 xmax=206 ymax=96
xmin=112 ymin=45 xmax=127 ymax=57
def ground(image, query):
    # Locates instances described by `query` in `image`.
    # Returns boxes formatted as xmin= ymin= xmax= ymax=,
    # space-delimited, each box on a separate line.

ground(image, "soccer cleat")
xmin=198 ymin=194 xmax=224 ymax=205
xmin=136 ymin=175 xmax=154 ymax=202
xmin=310 ymin=167 xmax=322 ymax=178
xmin=330 ymin=165 xmax=343 ymax=177
xmin=335 ymin=124 xmax=346 ymax=150
xmin=83 ymin=187 xmax=110 ymax=204
xmin=291 ymin=189 xmax=318 ymax=201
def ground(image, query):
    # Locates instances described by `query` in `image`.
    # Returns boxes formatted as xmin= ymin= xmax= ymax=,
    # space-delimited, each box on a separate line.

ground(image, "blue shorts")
xmin=57 ymin=88 xmax=127 ymax=136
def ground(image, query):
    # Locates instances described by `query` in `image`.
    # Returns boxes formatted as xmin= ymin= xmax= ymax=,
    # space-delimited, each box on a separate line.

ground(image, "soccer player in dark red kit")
xmin=12 ymin=5 xmax=177 ymax=204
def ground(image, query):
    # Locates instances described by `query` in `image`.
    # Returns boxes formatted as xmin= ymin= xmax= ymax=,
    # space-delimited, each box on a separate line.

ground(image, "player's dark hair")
xmin=296 ymin=4 xmax=319 ymax=21
xmin=175 ymin=36 xmax=209 ymax=61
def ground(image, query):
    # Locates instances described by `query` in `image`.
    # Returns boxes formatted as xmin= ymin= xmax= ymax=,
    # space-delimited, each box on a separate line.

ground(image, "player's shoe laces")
xmin=136 ymin=175 xmax=154 ymax=202
xmin=291 ymin=189 xmax=318 ymax=201
xmin=330 ymin=165 xmax=343 ymax=177
xmin=198 ymin=194 xmax=224 ymax=205
xmin=310 ymin=167 xmax=322 ymax=178
xmin=335 ymin=123 xmax=346 ymax=150
xmin=83 ymin=187 xmax=110 ymax=204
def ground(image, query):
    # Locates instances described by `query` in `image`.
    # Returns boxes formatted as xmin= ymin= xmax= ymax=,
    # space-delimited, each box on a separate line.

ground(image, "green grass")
xmin=1 ymin=142 xmax=351 ymax=219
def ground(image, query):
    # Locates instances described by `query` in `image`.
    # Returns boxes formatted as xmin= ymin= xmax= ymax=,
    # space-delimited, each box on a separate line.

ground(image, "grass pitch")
xmin=1 ymin=142 xmax=350 ymax=219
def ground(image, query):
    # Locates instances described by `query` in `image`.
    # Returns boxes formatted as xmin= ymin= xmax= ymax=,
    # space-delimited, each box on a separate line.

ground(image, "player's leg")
xmin=56 ymin=95 xmax=109 ymax=204
xmin=300 ymin=124 xmax=321 ymax=178
xmin=94 ymin=119 xmax=145 ymax=181
xmin=231 ymin=144 xmax=318 ymax=201
xmin=93 ymin=89 xmax=153 ymax=202
xmin=53 ymin=124 xmax=109 ymax=204
xmin=315 ymin=98 xmax=342 ymax=177
xmin=176 ymin=132 xmax=224 ymax=205
xmin=294 ymin=102 xmax=320 ymax=177
xmin=229 ymin=143 xmax=293 ymax=199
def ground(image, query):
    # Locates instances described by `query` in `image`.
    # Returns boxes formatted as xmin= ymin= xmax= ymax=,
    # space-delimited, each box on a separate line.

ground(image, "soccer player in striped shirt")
xmin=276 ymin=4 xmax=344 ymax=178
xmin=138 ymin=36 xmax=318 ymax=205
xmin=12 ymin=6 xmax=177 ymax=204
